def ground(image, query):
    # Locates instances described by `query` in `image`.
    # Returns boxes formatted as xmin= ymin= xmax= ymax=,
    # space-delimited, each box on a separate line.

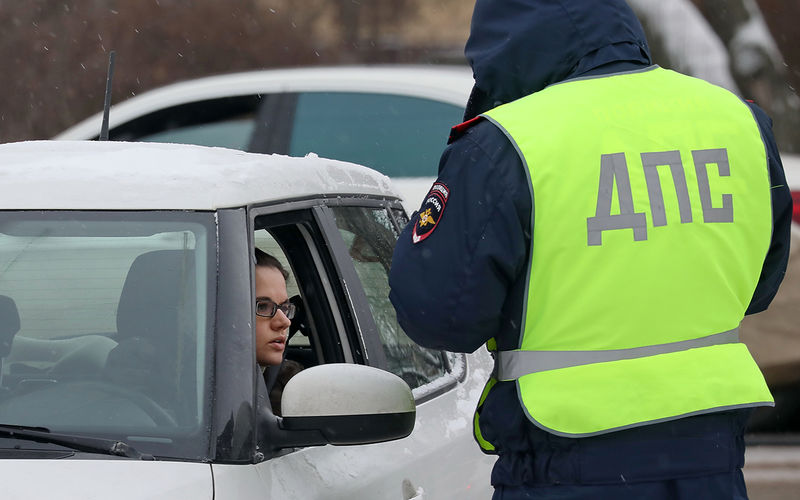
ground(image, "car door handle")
xmin=402 ymin=479 xmax=425 ymax=500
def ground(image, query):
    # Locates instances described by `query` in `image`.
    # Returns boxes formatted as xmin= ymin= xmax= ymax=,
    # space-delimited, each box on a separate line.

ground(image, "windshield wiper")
xmin=0 ymin=424 xmax=154 ymax=460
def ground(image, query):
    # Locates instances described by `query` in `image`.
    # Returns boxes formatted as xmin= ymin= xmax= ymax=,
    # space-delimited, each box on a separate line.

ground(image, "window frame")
xmin=248 ymin=196 xmax=461 ymax=403
xmin=0 ymin=209 xmax=219 ymax=461
xmin=250 ymin=208 xmax=353 ymax=367
xmin=105 ymin=95 xmax=265 ymax=144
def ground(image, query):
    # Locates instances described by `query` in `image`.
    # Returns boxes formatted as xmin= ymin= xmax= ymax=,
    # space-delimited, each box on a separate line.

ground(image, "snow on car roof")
xmin=0 ymin=141 xmax=398 ymax=210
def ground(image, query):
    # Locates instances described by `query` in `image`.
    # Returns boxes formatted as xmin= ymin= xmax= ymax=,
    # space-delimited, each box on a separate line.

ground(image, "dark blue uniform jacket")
xmin=389 ymin=0 xmax=793 ymax=496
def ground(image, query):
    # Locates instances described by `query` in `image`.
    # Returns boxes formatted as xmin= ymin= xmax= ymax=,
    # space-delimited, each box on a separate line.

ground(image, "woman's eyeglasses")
xmin=255 ymin=299 xmax=296 ymax=319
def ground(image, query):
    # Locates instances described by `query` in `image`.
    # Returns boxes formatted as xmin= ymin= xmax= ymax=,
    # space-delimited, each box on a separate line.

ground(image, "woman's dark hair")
xmin=254 ymin=248 xmax=289 ymax=280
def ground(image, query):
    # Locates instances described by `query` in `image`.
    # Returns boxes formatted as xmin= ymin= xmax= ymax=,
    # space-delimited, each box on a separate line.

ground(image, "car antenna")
xmin=99 ymin=50 xmax=116 ymax=141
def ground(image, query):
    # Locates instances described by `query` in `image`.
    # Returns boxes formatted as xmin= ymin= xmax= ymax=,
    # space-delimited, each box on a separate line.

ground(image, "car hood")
xmin=0 ymin=459 xmax=212 ymax=500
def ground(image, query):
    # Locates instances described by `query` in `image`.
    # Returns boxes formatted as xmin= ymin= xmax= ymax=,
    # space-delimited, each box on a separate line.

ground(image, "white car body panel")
xmin=390 ymin=177 xmax=439 ymax=213
xmin=784 ymin=153 xmax=799 ymax=191
xmin=785 ymin=154 xmax=799 ymax=236
xmin=0 ymin=461 xmax=212 ymax=500
xmin=53 ymin=66 xmax=474 ymax=211
xmin=214 ymin=350 xmax=495 ymax=500
xmin=54 ymin=66 xmax=473 ymax=142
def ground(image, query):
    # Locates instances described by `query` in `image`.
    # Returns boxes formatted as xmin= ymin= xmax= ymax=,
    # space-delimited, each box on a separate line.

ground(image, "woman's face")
xmin=255 ymin=265 xmax=291 ymax=366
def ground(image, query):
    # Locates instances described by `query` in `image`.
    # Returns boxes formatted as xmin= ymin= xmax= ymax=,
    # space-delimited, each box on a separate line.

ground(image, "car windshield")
xmin=0 ymin=211 xmax=215 ymax=459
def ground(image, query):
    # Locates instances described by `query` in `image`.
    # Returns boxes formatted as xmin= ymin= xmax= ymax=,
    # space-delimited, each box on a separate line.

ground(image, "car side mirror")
xmin=269 ymin=363 xmax=415 ymax=449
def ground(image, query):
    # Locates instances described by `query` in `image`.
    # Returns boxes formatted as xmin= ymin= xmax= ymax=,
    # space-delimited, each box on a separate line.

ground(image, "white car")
xmin=785 ymin=154 xmax=799 ymax=226
xmin=54 ymin=65 xmax=474 ymax=211
xmin=0 ymin=140 xmax=495 ymax=499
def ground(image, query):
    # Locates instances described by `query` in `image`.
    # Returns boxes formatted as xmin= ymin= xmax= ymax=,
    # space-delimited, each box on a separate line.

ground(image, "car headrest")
xmin=0 ymin=295 xmax=21 ymax=358
xmin=116 ymin=250 xmax=196 ymax=344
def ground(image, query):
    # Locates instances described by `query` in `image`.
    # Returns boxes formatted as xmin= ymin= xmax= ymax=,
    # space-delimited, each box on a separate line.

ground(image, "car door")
xmin=322 ymin=202 xmax=496 ymax=498
xmin=211 ymin=199 xmax=494 ymax=499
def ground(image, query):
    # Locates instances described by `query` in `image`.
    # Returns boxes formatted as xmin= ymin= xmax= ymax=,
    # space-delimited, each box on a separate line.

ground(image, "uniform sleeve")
xmin=745 ymin=101 xmax=793 ymax=315
xmin=389 ymin=122 xmax=531 ymax=353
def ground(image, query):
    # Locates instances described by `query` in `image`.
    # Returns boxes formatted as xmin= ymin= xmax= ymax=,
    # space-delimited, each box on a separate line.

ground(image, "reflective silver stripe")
xmin=496 ymin=328 xmax=739 ymax=381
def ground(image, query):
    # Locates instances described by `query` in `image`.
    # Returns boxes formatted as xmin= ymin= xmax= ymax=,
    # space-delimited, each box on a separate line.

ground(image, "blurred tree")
xmin=628 ymin=0 xmax=739 ymax=92
xmin=0 ymin=0 xmax=456 ymax=142
xmin=1 ymin=0 xmax=795 ymax=152
xmin=689 ymin=0 xmax=800 ymax=152
xmin=756 ymin=0 xmax=800 ymax=92
xmin=0 ymin=0 xmax=324 ymax=142
xmin=304 ymin=0 xmax=413 ymax=62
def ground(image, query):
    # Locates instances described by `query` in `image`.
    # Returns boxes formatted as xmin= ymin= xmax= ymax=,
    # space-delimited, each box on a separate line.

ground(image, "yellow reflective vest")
xmin=475 ymin=66 xmax=774 ymax=447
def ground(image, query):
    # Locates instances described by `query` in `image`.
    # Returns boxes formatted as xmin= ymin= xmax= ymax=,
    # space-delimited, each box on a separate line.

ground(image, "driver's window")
xmin=254 ymin=230 xmax=311 ymax=355
xmin=253 ymin=229 xmax=315 ymax=415
xmin=328 ymin=206 xmax=448 ymax=389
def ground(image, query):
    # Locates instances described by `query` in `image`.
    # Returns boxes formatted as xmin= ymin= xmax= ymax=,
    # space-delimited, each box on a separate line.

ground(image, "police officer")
xmin=388 ymin=1 xmax=793 ymax=498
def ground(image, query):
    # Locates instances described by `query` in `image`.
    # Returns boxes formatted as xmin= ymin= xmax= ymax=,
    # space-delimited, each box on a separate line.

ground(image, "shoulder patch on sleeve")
xmin=448 ymin=116 xmax=484 ymax=144
xmin=412 ymin=182 xmax=450 ymax=244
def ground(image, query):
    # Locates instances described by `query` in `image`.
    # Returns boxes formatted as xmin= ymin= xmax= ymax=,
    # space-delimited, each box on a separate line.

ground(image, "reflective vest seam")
xmin=742 ymin=101 xmax=776 ymax=247
xmin=496 ymin=327 xmax=739 ymax=381
xmin=480 ymin=113 xmax=536 ymax=350
xmin=546 ymin=64 xmax=660 ymax=88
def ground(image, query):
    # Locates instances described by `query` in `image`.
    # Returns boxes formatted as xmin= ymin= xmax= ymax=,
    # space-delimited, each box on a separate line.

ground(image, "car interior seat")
xmin=105 ymin=249 xmax=197 ymax=417
xmin=0 ymin=295 xmax=21 ymax=389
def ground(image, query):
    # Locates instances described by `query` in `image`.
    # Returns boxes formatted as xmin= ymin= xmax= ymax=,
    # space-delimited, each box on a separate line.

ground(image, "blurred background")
xmin=1 ymin=1 xmax=799 ymax=494
xmin=1 ymin=0 xmax=798 ymax=154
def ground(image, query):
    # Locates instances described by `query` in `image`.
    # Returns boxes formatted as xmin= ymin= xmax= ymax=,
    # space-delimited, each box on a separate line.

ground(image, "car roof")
xmin=0 ymin=141 xmax=398 ymax=210
xmin=54 ymin=65 xmax=474 ymax=140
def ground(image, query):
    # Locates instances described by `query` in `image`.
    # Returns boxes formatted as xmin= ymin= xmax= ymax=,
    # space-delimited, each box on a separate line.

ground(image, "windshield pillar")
xmin=211 ymin=208 xmax=258 ymax=463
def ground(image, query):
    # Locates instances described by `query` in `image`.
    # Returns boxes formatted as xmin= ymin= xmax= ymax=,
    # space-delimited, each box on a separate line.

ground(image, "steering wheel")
xmin=76 ymin=381 xmax=178 ymax=427
xmin=0 ymin=380 xmax=177 ymax=428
